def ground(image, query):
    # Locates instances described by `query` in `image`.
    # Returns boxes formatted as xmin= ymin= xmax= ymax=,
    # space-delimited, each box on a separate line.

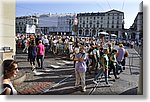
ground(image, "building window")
xmin=101 ymin=25 xmax=102 ymax=28
xmin=117 ymin=16 xmax=119 ymax=19
xmin=97 ymin=24 xmax=99 ymax=28
xmin=107 ymin=24 xmax=109 ymax=28
xmin=107 ymin=21 xmax=109 ymax=24
xmin=86 ymin=24 xmax=88 ymax=28
xmin=93 ymin=24 xmax=95 ymax=28
xmin=112 ymin=21 xmax=114 ymax=24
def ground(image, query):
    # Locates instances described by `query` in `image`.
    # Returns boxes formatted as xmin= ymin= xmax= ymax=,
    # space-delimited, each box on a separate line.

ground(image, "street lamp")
xmin=73 ymin=14 xmax=78 ymax=43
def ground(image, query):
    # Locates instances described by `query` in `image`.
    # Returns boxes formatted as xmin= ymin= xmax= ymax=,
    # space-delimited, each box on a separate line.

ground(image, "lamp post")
xmin=73 ymin=14 xmax=78 ymax=43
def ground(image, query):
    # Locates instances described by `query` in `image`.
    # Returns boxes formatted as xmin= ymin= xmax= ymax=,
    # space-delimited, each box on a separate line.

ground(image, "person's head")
xmin=79 ymin=46 xmax=85 ymax=53
xmin=107 ymin=43 xmax=111 ymax=48
xmin=119 ymin=44 xmax=124 ymax=47
xmin=2 ymin=59 xmax=19 ymax=79
xmin=38 ymin=40 xmax=42 ymax=44
xmin=103 ymin=48 xmax=108 ymax=54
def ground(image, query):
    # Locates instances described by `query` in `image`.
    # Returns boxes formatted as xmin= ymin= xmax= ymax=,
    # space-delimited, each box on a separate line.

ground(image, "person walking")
xmin=74 ymin=46 xmax=87 ymax=92
xmin=116 ymin=44 xmax=125 ymax=74
xmin=28 ymin=40 xmax=37 ymax=71
xmin=36 ymin=40 xmax=45 ymax=69
xmin=93 ymin=48 xmax=109 ymax=85
xmin=1 ymin=59 xmax=19 ymax=95
xmin=108 ymin=49 xmax=119 ymax=79
xmin=22 ymin=37 xmax=28 ymax=53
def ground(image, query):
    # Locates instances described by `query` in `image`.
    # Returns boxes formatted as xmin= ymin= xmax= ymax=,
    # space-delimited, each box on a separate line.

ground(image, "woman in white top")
xmin=1 ymin=59 xmax=19 ymax=95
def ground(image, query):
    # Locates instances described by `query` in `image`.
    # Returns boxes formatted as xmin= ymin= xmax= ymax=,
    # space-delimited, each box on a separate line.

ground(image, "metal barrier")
xmin=128 ymin=52 xmax=142 ymax=75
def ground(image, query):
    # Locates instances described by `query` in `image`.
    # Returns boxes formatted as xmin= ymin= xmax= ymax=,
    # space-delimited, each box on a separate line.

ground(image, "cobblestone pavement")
xmin=13 ymin=47 xmax=142 ymax=95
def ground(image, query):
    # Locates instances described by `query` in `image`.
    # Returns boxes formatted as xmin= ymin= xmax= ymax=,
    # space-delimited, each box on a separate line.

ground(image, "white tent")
xmin=98 ymin=32 xmax=109 ymax=36
xmin=111 ymin=34 xmax=117 ymax=37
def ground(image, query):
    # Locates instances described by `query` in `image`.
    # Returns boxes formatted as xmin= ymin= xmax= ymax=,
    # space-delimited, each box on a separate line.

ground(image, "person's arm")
xmin=2 ymin=88 xmax=11 ymax=95
xmin=79 ymin=57 xmax=84 ymax=62
xmin=101 ymin=57 xmax=105 ymax=71
xmin=110 ymin=56 xmax=114 ymax=62
xmin=93 ymin=50 xmax=97 ymax=62
xmin=74 ymin=54 xmax=79 ymax=61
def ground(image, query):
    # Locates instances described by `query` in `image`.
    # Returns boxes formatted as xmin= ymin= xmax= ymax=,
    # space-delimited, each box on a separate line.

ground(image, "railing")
xmin=128 ymin=51 xmax=142 ymax=75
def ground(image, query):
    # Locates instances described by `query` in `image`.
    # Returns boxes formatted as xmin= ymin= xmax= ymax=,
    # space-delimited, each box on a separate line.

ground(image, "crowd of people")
xmin=1 ymin=34 xmax=129 ymax=94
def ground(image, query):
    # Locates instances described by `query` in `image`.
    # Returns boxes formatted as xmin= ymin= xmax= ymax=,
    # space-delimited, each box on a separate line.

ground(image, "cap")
xmin=119 ymin=44 xmax=123 ymax=47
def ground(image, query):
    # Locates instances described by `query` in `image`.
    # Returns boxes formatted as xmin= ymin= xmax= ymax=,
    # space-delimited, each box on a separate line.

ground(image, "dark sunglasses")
xmin=14 ymin=68 xmax=19 ymax=71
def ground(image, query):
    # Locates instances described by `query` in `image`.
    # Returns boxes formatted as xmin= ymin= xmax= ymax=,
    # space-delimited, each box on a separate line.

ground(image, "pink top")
xmin=37 ymin=44 xmax=45 ymax=55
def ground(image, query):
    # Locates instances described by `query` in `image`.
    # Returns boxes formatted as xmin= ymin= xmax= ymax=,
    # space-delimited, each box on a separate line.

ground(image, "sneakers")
xmin=93 ymin=80 xmax=98 ymax=84
xmin=115 ymin=76 xmax=120 ymax=79
xmin=82 ymin=87 xmax=86 ymax=92
xmin=108 ymin=76 xmax=111 ymax=78
xmin=31 ymin=65 xmax=36 ymax=71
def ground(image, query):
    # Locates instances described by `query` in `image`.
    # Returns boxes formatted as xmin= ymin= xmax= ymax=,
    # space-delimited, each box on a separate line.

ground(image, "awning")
xmin=98 ymin=32 xmax=109 ymax=36
xmin=111 ymin=34 xmax=117 ymax=37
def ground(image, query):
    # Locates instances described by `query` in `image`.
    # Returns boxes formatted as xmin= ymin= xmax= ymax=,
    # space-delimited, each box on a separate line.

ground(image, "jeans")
xmin=108 ymin=62 xmax=117 ymax=78
xmin=94 ymin=68 xmax=108 ymax=84
xmin=36 ymin=55 xmax=44 ymax=68
xmin=116 ymin=61 xmax=122 ymax=74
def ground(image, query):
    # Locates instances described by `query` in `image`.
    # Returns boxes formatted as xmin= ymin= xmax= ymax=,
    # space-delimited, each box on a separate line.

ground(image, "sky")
xmin=16 ymin=0 xmax=143 ymax=29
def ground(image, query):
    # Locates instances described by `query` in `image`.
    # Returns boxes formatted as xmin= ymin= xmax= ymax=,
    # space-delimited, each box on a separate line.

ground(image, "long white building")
xmin=77 ymin=9 xmax=124 ymax=38
xmin=16 ymin=10 xmax=125 ymax=38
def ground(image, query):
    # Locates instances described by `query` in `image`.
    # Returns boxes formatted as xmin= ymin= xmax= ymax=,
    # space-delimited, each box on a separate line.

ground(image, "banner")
xmin=26 ymin=24 xmax=36 ymax=33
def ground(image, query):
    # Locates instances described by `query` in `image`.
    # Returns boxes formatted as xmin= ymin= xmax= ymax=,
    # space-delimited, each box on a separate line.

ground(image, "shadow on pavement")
xmin=119 ymin=87 xmax=138 ymax=95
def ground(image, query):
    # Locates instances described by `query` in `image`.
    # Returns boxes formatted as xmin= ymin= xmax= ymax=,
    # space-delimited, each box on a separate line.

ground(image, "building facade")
xmin=16 ymin=16 xmax=38 ymax=34
xmin=38 ymin=13 xmax=75 ymax=36
xmin=38 ymin=13 xmax=58 ymax=35
xmin=77 ymin=9 xmax=124 ymax=38
xmin=129 ymin=1 xmax=143 ymax=41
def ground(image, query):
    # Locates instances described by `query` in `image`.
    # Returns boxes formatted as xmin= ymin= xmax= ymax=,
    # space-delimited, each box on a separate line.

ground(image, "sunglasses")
xmin=14 ymin=68 xmax=18 ymax=71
